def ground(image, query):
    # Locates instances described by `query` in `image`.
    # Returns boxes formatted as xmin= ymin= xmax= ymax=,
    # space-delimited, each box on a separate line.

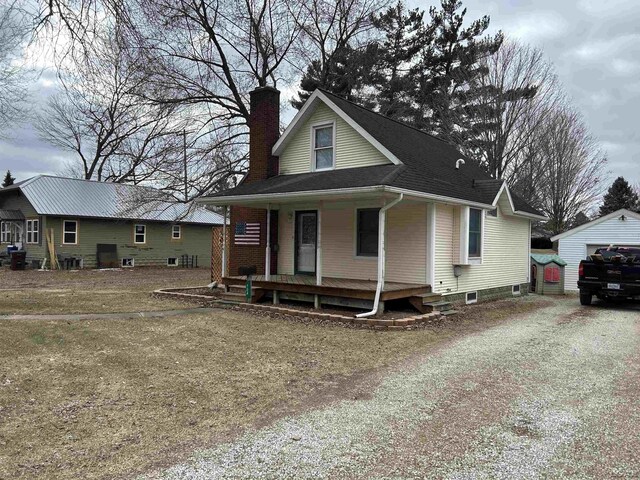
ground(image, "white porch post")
xmin=265 ymin=204 xmax=271 ymax=280
xmin=316 ymin=202 xmax=323 ymax=286
xmin=426 ymin=203 xmax=436 ymax=287
xmin=221 ymin=205 xmax=228 ymax=279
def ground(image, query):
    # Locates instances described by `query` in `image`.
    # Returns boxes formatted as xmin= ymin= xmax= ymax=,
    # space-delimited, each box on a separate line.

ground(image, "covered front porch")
xmin=207 ymin=188 xmax=439 ymax=315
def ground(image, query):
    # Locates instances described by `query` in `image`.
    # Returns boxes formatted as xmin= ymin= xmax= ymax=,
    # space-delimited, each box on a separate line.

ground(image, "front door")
xmin=295 ymin=211 xmax=317 ymax=274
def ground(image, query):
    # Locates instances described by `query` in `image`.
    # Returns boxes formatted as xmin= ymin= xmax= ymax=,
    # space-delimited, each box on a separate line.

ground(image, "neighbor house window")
xmin=0 ymin=222 xmax=9 ymax=243
xmin=468 ymin=208 xmax=482 ymax=258
xmin=172 ymin=224 xmax=181 ymax=239
xmin=312 ymin=123 xmax=334 ymax=171
xmin=134 ymin=224 xmax=146 ymax=244
xmin=63 ymin=220 xmax=78 ymax=244
xmin=26 ymin=219 xmax=39 ymax=244
xmin=167 ymin=257 xmax=178 ymax=267
xmin=356 ymin=208 xmax=380 ymax=257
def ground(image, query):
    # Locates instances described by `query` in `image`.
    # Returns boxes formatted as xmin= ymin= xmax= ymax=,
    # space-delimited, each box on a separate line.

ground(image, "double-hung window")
xmin=134 ymin=224 xmax=146 ymax=244
xmin=312 ymin=123 xmax=334 ymax=171
xmin=356 ymin=208 xmax=380 ymax=257
xmin=26 ymin=219 xmax=39 ymax=244
xmin=63 ymin=220 xmax=78 ymax=245
xmin=0 ymin=222 xmax=9 ymax=243
xmin=172 ymin=224 xmax=181 ymax=240
xmin=468 ymin=208 xmax=482 ymax=258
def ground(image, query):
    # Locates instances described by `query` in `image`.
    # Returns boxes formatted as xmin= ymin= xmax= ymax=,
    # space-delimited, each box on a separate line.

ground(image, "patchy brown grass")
xmin=0 ymin=267 xmax=210 ymax=314
xmin=0 ymin=295 xmax=548 ymax=480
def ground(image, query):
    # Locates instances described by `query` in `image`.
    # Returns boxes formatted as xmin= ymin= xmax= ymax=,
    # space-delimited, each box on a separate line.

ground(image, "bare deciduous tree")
xmin=0 ymin=2 xmax=29 ymax=134
xmin=513 ymin=106 xmax=608 ymax=235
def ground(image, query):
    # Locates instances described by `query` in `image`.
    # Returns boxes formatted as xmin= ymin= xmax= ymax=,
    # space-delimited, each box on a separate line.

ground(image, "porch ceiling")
xmin=0 ymin=210 xmax=25 ymax=221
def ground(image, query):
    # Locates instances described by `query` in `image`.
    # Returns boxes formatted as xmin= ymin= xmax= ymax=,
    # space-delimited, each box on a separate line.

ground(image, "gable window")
xmin=26 ymin=219 xmax=39 ymax=244
xmin=356 ymin=208 xmax=380 ymax=257
xmin=468 ymin=208 xmax=482 ymax=258
xmin=172 ymin=224 xmax=181 ymax=240
xmin=134 ymin=224 xmax=146 ymax=244
xmin=63 ymin=220 xmax=78 ymax=245
xmin=312 ymin=123 xmax=334 ymax=171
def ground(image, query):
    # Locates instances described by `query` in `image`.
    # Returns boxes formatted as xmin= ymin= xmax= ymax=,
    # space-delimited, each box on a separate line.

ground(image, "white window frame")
xmin=134 ymin=224 xmax=146 ymax=244
xmin=0 ymin=221 xmax=9 ymax=243
xmin=512 ymin=284 xmax=521 ymax=295
xmin=310 ymin=121 xmax=336 ymax=172
xmin=167 ymin=257 xmax=178 ymax=267
xmin=122 ymin=257 xmax=134 ymax=267
xmin=172 ymin=224 xmax=181 ymax=240
xmin=26 ymin=219 xmax=39 ymax=244
xmin=468 ymin=208 xmax=483 ymax=260
xmin=63 ymin=220 xmax=78 ymax=245
xmin=466 ymin=291 xmax=478 ymax=305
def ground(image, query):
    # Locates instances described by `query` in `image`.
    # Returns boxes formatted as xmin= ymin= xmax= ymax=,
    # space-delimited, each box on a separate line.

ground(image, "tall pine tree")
xmin=599 ymin=176 xmax=639 ymax=216
xmin=2 ymin=170 xmax=15 ymax=188
xmin=410 ymin=0 xmax=503 ymax=145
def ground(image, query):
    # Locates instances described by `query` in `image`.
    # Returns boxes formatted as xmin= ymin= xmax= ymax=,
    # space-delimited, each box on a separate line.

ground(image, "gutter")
xmin=356 ymin=193 xmax=404 ymax=319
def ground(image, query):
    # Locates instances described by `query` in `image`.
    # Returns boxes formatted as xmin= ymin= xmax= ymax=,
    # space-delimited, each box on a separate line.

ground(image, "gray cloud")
xmin=2 ymin=1 xmax=638 ymax=191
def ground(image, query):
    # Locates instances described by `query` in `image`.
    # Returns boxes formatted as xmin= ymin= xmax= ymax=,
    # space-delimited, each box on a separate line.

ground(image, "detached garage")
xmin=551 ymin=209 xmax=640 ymax=291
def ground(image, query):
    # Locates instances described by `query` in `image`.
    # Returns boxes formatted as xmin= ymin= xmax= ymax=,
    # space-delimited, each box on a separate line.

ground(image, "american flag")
xmin=234 ymin=222 xmax=261 ymax=245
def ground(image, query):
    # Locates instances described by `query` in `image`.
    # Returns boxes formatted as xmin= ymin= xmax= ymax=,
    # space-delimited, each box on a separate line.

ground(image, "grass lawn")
xmin=0 ymin=267 xmax=210 ymax=314
xmin=0 ymin=297 xmax=546 ymax=479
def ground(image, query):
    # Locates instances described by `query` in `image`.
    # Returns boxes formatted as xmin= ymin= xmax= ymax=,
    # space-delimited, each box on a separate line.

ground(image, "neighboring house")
xmin=199 ymin=87 xmax=545 ymax=313
xmin=0 ymin=175 xmax=223 ymax=268
xmin=550 ymin=209 xmax=640 ymax=292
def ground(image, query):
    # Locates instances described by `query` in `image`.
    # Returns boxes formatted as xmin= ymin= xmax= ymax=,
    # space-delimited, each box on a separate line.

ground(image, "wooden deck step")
xmin=441 ymin=309 xmax=458 ymax=317
xmin=409 ymin=292 xmax=443 ymax=313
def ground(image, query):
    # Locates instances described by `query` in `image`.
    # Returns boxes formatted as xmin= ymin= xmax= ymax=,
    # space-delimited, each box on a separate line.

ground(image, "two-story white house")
xmin=199 ymin=87 xmax=545 ymax=316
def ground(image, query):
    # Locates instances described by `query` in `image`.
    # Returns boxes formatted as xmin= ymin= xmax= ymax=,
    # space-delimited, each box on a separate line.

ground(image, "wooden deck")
xmin=222 ymin=274 xmax=431 ymax=301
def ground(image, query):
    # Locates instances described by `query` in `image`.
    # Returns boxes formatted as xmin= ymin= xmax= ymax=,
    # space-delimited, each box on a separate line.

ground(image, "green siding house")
xmin=0 ymin=175 xmax=223 ymax=268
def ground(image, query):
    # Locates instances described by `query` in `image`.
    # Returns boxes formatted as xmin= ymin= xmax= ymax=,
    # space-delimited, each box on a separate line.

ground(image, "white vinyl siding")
xmin=278 ymin=103 xmax=391 ymax=174
xmin=277 ymin=201 xmax=427 ymax=284
xmin=557 ymin=214 xmax=640 ymax=292
xmin=433 ymin=201 xmax=530 ymax=296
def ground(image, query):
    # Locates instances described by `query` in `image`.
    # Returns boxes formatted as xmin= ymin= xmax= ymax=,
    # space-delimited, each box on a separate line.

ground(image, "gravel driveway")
xmin=145 ymin=296 xmax=640 ymax=479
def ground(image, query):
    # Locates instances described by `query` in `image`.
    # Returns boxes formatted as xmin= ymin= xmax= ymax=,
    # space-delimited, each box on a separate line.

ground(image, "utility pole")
xmin=182 ymin=129 xmax=188 ymax=202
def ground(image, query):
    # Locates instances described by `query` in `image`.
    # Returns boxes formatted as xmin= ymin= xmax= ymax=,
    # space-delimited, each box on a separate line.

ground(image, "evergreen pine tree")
xmin=599 ymin=176 xmax=639 ymax=216
xmin=409 ymin=0 xmax=503 ymax=144
xmin=2 ymin=170 xmax=15 ymax=188
xmin=370 ymin=2 xmax=424 ymax=122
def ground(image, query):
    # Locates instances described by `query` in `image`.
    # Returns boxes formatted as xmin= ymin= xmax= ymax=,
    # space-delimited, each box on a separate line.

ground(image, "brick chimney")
xmin=229 ymin=86 xmax=280 ymax=277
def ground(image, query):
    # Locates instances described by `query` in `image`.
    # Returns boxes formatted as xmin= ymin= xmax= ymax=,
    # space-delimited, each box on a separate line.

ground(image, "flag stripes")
xmin=234 ymin=222 xmax=261 ymax=245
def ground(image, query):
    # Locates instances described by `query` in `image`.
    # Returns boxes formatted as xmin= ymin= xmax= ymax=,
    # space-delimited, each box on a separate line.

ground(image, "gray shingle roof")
xmin=208 ymin=89 xmax=542 ymax=216
xmin=1 ymin=175 xmax=224 ymax=225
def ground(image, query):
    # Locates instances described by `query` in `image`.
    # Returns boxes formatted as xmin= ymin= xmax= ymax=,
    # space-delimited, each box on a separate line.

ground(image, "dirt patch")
xmin=0 ymin=295 xmax=550 ymax=480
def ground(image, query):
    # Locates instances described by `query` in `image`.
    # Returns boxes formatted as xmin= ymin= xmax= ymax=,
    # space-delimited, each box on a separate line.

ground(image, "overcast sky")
xmin=1 ymin=0 xmax=638 ymax=190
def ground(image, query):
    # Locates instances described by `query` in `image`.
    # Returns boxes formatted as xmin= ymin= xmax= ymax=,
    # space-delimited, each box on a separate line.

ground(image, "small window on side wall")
xmin=134 ymin=224 xmax=146 ymax=244
xmin=512 ymin=284 xmax=521 ymax=295
xmin=356 ymin=208 xmax=380 ymax=257
xmin=172 ymin=225 xmax=181 ymax=239
xmin=122 ymin=258 xmax=134 ymax=267
xmin=468 ymin=208 xmax=482 ymax=258
xmin=167 ymin=257 xmax=178 ymax=267
xmin=63 ymin=220 xmax=78 ymax=245
xmin=312 ymin=124 xmax=334 ymax=171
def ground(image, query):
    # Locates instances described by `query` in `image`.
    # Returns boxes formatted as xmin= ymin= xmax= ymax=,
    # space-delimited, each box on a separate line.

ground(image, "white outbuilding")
xmin=550 ymin=209 xmax=640 ymax=291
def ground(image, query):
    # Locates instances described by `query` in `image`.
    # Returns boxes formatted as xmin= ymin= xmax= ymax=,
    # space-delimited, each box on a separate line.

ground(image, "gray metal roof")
xmin=3 ymin=175 xmax=224 ymax=225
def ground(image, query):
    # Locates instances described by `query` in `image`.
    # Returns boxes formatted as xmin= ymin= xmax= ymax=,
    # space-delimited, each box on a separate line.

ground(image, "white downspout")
xmin=221 ymin=205 xmax=228 ymax=279
xmin=356 ymin=193 xmax=404 ymax=318
xmin=265 ymin=204 xmax=271 ymax=281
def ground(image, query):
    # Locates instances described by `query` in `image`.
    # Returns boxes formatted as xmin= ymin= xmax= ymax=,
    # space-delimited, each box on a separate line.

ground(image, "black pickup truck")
xmin=578 ymin=246 xmax=640 ymax=305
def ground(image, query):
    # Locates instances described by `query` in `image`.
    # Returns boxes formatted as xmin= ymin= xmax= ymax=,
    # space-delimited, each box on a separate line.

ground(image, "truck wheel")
xmin=580 ymin=293 xmax=593 ymax=306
